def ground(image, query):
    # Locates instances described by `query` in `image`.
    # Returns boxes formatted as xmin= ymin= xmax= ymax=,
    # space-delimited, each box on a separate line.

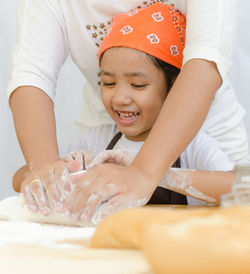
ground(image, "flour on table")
xmin=0 ymin=219 xmax=95 ymax=248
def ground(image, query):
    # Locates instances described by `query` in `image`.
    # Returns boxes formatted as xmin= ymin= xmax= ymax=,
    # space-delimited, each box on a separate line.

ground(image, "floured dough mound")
xmin=0 ymin=196 xmax=91 ymax=227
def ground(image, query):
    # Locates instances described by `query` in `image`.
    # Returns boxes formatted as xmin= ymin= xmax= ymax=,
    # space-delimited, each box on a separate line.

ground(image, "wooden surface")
xmin=0 ymin=245 xmax=152 ymax=274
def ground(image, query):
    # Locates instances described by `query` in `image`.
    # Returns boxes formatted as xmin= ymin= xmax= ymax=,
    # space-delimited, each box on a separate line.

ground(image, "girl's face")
xmin=100 ymin=47 xmax=167 ymax=142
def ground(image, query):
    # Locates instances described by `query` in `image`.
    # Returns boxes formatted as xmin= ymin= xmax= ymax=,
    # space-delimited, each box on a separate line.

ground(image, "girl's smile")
xmin=115 ymin=110 xmax=139 ymax=125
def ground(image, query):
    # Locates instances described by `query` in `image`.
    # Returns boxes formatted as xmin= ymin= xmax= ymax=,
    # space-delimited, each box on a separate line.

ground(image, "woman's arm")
xmin=10 ymin=86 xmax=59 ymax=170
xmin=8 ymin=0 xmax=69 ymax=196
xmin=10 ymin=87 xmax=66 ymax=213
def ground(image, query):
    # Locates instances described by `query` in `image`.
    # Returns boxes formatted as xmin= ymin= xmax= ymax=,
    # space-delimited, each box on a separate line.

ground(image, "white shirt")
xmin=60 ymin=123 xmax=234 ymax=205
xmin=7 ymin=0 xmax=248 ymax=161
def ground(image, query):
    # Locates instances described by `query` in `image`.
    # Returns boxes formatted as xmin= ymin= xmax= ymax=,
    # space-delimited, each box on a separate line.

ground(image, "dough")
xmin=0 ymin=195 xmax=89 ymax=227
xmin=90 ymin=206 xmax=217 ymax=249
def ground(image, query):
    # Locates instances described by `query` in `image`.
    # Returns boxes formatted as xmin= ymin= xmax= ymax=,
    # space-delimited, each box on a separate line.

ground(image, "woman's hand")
xmin=63 ymin=162 xmax=156 ymax=224
xmin=20 ymin=160 xmax=82 ymax=215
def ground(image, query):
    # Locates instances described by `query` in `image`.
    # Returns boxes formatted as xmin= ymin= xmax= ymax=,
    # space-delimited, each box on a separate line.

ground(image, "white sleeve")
xmin=183 ymin=0 xmax=237 ymax=81
xmin=7 ymin=0 xmax=69 ymax=101
xmin=181 ymin=131 xmax=234 ymax=172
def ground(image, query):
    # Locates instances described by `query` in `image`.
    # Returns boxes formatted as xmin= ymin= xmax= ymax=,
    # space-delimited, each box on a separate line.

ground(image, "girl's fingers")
xmin=61 ymin=154 xmax=73 ymax=162
xmin=89 ymin=150 xmax=134 ymax=168
xmin=89 ymin=151 xmax=113 ymax=168
xmin=61 ymin=150 xmax=93 ymax=170
xmin=68 ymin=160 xmax=83 ymax=173
xmin=71 ymin=151 xmax=84 ymax=169
xmin=81 ymin=150 xmax=93 ymax=169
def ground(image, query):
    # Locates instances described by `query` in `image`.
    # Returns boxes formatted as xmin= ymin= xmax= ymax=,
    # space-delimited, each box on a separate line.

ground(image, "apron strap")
xmin=106 ymin=131 xmax=123 ymax=150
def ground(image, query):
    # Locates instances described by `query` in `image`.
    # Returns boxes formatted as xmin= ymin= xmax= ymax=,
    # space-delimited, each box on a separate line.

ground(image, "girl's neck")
xmin=124 ymin=132 xmax=149 ymax=142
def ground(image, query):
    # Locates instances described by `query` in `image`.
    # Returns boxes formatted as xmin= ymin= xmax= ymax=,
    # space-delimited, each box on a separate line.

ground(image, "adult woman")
xmin=8 ymin=0 xmax=248 ymax=216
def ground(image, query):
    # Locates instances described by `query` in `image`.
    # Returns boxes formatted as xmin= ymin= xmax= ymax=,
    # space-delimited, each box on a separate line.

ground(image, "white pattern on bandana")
xmin=152 ymin=12 xmax=164 ymax=22
xmin=120 ymin=25 xmax=133 ymax=35
xmin=170 ymin=45 xmax=179 ymax=55
xmin=147 ymin=33 xmax=160 ymax=44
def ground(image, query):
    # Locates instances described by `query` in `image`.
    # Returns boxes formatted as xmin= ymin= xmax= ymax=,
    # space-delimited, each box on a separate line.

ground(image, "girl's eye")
xmin=132 ymin=84 xmax=147 ymax=88
xmin=102 ymin=82 xmax=115 ymax=86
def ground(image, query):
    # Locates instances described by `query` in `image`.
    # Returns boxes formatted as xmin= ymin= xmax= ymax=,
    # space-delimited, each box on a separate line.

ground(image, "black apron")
xmin=106 ymin=132 xmax=187 ymax=205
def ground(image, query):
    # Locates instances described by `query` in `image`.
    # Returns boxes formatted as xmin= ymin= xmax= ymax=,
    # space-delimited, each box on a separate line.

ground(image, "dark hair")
xmin=148 ymin=55 xmax=180 ymax=97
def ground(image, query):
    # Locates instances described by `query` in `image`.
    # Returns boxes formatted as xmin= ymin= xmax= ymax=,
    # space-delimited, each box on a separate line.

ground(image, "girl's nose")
xmin=112 ymin=86 xmax=132 ymax=105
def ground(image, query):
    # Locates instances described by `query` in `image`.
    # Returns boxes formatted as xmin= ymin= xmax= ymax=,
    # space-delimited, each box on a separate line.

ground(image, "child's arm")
xmin=159 ymin=169 xmax=235 ymax=204
xmin=89 ymin=149 xmax=235 ymax=204
xmin=90 ymin=150 xmax=235 ymax=204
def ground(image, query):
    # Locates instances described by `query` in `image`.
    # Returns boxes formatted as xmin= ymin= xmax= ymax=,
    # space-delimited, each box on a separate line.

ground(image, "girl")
xmin=15 ymin=4 xmax=235 ymax=223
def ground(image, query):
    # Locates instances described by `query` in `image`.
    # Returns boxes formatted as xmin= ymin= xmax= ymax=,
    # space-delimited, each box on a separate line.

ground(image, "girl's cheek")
xmin=102 ymin=95 xmax=112 ymax=110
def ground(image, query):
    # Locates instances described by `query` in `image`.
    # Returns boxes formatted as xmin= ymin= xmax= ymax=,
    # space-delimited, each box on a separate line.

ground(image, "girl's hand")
xmin=20 ymin=160 xmax=82 ymax=215
xmin=62 ymin=150 xmax=93 ymax=170
xmin=63 ymin=163 xmax=156 ymax=224
xmin=89 ymin=150 xmax=134 ymax=168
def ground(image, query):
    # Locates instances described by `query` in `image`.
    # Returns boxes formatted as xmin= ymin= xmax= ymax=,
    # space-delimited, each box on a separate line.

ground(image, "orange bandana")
xmin=98 ymin=3 xmax=186 ymax=69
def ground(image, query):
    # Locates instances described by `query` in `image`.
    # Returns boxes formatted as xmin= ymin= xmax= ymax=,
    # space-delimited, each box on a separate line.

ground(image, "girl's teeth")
xmin=118 ymin=112 xmax=138 ymax=119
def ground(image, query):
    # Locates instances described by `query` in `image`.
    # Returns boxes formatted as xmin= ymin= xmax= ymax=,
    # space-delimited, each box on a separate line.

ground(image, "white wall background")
xmin=0 ymin=1 xmax=249 ymax=200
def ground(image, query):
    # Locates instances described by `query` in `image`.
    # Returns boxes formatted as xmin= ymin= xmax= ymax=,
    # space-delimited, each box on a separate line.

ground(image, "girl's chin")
xmin=119 ymin=128 xmax=148 ymax=142
xmin=118 ymin=127 xmax=138 ymax=137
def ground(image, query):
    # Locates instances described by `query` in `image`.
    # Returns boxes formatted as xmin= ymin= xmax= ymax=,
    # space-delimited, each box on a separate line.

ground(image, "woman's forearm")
xmin=133 ymin=59 xmax=222 ymax=184
xmin=10 ymin=86 xmax=59 ymax=171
